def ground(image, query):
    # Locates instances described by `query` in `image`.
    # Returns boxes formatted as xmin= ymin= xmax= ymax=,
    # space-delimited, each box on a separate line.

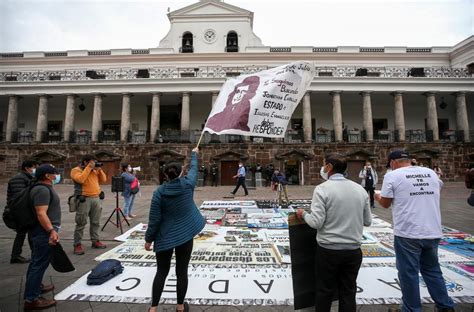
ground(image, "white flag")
xmin=204 ymin=62 xmax=315 ymax=138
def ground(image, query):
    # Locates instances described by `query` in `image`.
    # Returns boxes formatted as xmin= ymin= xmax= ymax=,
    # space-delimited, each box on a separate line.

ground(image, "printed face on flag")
xmin=204 ymin=62 xmax=316 ymax=138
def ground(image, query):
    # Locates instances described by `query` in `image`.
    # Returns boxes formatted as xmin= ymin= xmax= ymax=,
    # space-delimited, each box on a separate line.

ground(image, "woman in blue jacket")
xmin=120 ymin=163 xmax=136 ymax=220
xmin=145 ymin=147 xmax=205 ymax=312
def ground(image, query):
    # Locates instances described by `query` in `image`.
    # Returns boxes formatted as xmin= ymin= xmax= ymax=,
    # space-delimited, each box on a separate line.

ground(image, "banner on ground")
xmin=55 ymin=263 xmax=474 ymax=305
xmin=203 ymin=62 xmax=316 ymax=137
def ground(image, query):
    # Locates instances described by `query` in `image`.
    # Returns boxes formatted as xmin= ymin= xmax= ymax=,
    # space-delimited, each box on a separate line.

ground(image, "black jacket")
xmin=7 ymin=171 xmax=34 ymax=204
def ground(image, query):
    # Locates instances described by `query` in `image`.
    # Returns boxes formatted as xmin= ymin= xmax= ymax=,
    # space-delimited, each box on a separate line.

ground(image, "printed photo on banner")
xmin=203 ymin=62 xmax=316 ymax=137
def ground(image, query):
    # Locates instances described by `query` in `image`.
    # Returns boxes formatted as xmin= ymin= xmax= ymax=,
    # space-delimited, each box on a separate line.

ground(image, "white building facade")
xmin=0 ymin=0 xmax=473 ymax=185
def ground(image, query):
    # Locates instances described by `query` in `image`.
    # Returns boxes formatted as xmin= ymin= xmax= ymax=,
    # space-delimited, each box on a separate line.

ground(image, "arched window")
xmin=181 ymin=32 xmax=193 ymax=53
xmin=226 ymin=31 xmax=238 ymax=52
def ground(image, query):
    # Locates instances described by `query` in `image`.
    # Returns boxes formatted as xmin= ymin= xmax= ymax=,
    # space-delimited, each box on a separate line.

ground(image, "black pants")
xmin=315 ymin=245 xmax=362 ymax=312
xmin=11 ymin=229 xmax=32 ymax=260
xmin=211 ymin=175 xmax=218 ymax=187
xmin=232 ymin=177 xmax=248 ymax=195
xmin=365 ymin=186 xmax=375 ymax=207
xmin=152 ymin=239 xmax=193 ymax=307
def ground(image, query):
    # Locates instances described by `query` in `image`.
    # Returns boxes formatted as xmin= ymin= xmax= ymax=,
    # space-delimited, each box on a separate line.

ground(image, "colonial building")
xmin=0 ymin=0 xmax=473 ymax=185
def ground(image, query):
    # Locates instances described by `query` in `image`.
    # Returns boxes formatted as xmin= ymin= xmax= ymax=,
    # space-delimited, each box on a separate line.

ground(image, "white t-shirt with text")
xmin=381 ymin=166 xmax=443 ymax=239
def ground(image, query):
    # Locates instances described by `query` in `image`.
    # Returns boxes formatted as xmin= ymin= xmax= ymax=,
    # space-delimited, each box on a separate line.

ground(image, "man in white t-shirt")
xmin=375 ymin=151 xmax=454 ymax=312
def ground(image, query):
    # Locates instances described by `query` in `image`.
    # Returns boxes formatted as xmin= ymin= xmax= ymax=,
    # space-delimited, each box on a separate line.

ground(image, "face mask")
xmin=52 ymin=174 xmax=61 ymax=185
xmin=127 ymin=166 xmax=132 ymax=172
xmin=320 ymin=166 xmax=329 ymax=181
xmin=366 ymin=165 xmax=371 ymax=168
xmin=31 ymin=168 xmax=36 ymax=175
xmin=239 ymin=164 xmax=243 ymax=168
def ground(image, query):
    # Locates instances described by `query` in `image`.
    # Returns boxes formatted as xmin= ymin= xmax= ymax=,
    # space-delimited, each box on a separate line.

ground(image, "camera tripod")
xmin=101 ymin=191 xmax=130 ymax=234
xmin=275 ymin=183 xmax=289 ymax=208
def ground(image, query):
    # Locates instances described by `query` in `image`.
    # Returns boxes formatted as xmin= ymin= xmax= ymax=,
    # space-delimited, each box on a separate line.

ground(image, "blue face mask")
xmin=52 ymin=174 xmax=61 ymax=185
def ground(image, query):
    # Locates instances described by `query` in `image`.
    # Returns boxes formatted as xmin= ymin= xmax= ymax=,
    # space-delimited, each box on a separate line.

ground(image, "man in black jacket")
xmin=7 ymin=159 xmax=39 ymax=263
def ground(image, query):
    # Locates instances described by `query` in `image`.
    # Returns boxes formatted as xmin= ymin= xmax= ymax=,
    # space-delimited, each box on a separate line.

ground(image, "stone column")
xmin=211 ymin=91 xmax=219 ymax=108
xmin=91 ymin=94 xmax=103 ymax=142
xmin=35 ymin=95 xmax=49 ymax=142
xmin=120 ymin=93 xmax=132 ymax=142
xmin=150 ymin=93 xmax=161 ymax=143
xmin=424 ymin=92 xmax=439 ymax=141
xmin=391 ymin=91 xmax=406 ymax=142
xmin=63 ymin=94 xmax=76 ymax=142
xmin=5 ymin=95 xmax=19 ymax=142
xmin=361 ymin=91 xmax=373 ymax=142
xmin=331 ymin=91 xmax=343 ymax=142
xmin=302 ymin=92 xmax=312 ymax=143
xmin=454 ymin=92 xmax=470 ymax=142
xmin=181 ymin=92 xmax=190 ymax=132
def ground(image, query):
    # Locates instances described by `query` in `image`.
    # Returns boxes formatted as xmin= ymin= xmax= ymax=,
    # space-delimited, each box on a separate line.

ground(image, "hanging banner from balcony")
xmin=203 ymin=62 xmax=315 ymax=138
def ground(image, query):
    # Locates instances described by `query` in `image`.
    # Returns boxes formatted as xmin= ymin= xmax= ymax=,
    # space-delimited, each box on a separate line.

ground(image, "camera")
xmin=95 ymin=162 xmax=103 ymax=167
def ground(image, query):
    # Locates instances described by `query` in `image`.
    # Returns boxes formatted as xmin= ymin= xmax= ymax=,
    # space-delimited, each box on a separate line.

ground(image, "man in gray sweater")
xmin=297 ymin=152 xmax=372 ymax=312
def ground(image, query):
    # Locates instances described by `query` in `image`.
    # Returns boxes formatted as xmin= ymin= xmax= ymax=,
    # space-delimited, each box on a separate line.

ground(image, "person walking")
xmin=7 ymin=159 xmax=39 ymax=264
xmin=359 ymin=161 xmax=378 ymax=208
xmin=145 ymin=147 xmax=205 ymax=312
xmin=296 ymin=153 xmax=372 ymax=312
xmin=231 ymin=161 xmax=248 ymax=196
xmin=466 ymin=163 xmax=474 ymax=206
xmin=375 ymin=150 xmax=455 ymax=312
xmin=120 ymin=163 xmax=137 ymax=220
xmin=23 ymin=164 xmax=61 ymax=310
xmin=71 ymin=154 xmax=107 ymax=255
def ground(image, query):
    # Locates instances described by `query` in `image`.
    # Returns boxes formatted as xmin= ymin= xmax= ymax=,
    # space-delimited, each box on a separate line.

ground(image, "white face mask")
xmin=320 ymin=166 xmax=329 ymax=180
xmin=127 ymin=166 xmax=132 ymax=172
xmin=239 ymin=164 xmax=243 ymax=168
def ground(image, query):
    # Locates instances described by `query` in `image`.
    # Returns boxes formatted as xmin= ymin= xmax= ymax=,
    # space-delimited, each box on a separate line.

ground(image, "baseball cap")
xmin=386 ymin=150 xmax=410 ymax=168
xmin=35 ymin=164 xmax=59 ymax=179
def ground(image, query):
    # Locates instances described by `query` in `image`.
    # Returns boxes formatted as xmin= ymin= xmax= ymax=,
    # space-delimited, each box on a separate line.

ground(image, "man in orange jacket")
xmin=71 ymin=154 xmax=107 ymax=255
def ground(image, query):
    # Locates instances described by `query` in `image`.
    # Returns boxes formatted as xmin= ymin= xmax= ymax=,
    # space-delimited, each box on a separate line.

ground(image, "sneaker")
xmin=10 ymin=255 xmax=30 ymax=264
xmin=125 ymin=216 xmax=133 ymax=221
xmin=24 ymin=297 xmax=56 ymax=310
xmin=128 ymin=214 xmax=137 ymax=218
xmin=230 ymin=192 xmax=235 ymax=196
xmin=92 ymin=241 xmax=107 ymax=249
xmin=40 ymin=283 xmax=54 ymax=294
xmin=74 ymin=244 xmax=85 ymax=255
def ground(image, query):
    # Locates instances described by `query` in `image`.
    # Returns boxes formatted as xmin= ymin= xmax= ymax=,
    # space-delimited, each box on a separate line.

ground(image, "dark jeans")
xmin=24 ymin=225 xmax=53 ymax=301
xmin=315 ymin=245 xmax=362 ymax=312
xmin=232 ymin=177 xmax=248 ymax=195
xmin=11 ymin=228 xmax=33 ymax=260
xmin=151 ymin=239 xmax=194 ymax=307
xmin=365 ymin=186 xmax=375 ymax=207
xmin=211 ymin=175 xmax=218 ymax=187
xmin=394 ymin=236 xmax=454 ymax=312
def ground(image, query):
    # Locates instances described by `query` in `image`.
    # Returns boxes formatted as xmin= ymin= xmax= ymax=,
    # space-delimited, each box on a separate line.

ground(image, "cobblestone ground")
xmin=0 ymin=183 xmax=472 ymax=312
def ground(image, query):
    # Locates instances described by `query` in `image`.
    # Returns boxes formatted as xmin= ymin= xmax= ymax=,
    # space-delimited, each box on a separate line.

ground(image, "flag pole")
xmin=196 ymin=130 xmax=205 ymax=148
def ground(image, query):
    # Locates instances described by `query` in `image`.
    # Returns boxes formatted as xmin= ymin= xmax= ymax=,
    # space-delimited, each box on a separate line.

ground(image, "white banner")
xmin=55 ymin=263 xmax=474 ymax=305
xmin=203 ymin=62 xmax=315 ymax=137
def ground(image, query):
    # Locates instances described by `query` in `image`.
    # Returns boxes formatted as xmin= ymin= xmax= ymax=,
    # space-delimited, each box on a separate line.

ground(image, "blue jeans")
xmin=123 ymin=194 xmax=135 ymax=216
xmin=394 ymin=236 xmax=454 ymax=312
xmin=24 ymin=225 xmax=53 ymax=301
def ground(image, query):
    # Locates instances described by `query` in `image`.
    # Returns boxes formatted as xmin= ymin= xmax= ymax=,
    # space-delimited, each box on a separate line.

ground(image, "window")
xmin=86 ymin=70 xmax=105 ymax=79
xmin=226 ymin=31 xmax=238 ymax=52
xmin=409 ymin=67 xmax=425 ymax=77
xmin=181 ymin=32 xmax=194 ymax=53
xmin=136 ymin=69 xmax=149 ymax=78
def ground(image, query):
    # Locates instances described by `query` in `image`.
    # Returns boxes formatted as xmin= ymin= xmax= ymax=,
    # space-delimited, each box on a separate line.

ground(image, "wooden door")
xmin=346 ymin=160 xmax=365 ymax=183
xmin=101 ymin=161 xmax=120 ymax=184
xmin=221 ymin=161 xmax=238 ymax=185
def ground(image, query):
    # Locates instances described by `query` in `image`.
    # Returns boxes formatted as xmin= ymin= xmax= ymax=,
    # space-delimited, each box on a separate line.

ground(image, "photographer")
xmin=271 ymin=168 xmax=289 ymax=204
xmin=71 ymin=154 xmax=107 ymax=255
xmin=358 ymin=161 xmax=378 ymax=208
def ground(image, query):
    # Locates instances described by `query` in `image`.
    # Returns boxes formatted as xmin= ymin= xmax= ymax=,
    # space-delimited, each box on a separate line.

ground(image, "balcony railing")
xmin=284 ymin=129 xmax=304 ymax=143
xmin=374 ymin=130 xmax=393 ymax=142
xmin=99 ymin=130 xmax=120 ymax=143
xmin=315 ymin=131 xmax=333 ymax=143
xmin=18 ymin=131 xmax=35 ymax=143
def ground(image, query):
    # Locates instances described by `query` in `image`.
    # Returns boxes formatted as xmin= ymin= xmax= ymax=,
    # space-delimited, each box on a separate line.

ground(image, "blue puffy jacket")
xmin=145 ymin=152 xmax=205 ymax=252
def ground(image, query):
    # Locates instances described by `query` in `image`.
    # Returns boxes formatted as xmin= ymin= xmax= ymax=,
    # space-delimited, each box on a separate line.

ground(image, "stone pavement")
xmin=0 ymin=183 xmax=473 ymax=312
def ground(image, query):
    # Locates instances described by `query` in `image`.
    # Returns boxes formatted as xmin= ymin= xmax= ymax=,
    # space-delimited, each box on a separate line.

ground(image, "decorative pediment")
xmin=149 ymin=149 xmax=186 ymax=161
xmin=407 ymin=148 xmax=440 ymax=158
xmin=31 ymin=150 xmax=66 ymax=162
xmin=275 ymin=149 xmax=313 ymax=161
xmin=344 ymin=149 xmax=376 ymax=160
xmin=94 ymin=150 xmax=122 ymax=161
xmin=169 ymin=0 xmax=252 ymax=19
xmin=212 ymin=151 xmax=248 ymax=161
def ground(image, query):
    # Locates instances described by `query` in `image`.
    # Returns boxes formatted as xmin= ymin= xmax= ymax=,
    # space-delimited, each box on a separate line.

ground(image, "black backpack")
xmin=3 ymin=183 xmax=52 ymax=231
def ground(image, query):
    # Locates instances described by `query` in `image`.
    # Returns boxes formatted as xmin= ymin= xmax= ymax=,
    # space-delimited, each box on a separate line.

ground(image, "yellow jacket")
xmin=71 ymin=166 xmax=107 ymax=197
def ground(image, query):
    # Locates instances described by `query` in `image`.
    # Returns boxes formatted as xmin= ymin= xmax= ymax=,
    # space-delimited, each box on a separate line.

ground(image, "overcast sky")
xmin=0 ymin=0 xmax=473 ymax=52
